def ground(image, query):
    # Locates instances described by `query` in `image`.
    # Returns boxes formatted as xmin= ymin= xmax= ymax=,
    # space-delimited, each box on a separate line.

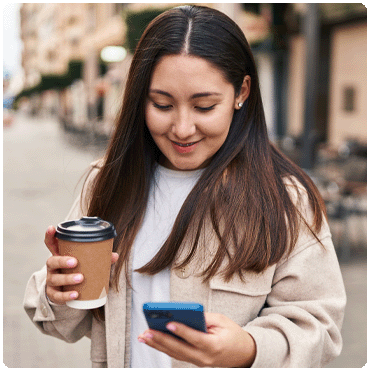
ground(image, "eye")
xmin=195 ymin=104 xmax=217 ymax=112
xmin=153 ymin=102 xmax=172 ymax=111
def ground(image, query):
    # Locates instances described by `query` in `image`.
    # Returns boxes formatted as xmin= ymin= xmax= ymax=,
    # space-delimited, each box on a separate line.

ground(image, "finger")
xmin=44 ymin=226 xmax=59 ymax=256
xmin=204 ymin=312 xmax=226 ymax=331
xmin=138 ymin=330 xmax=192 ymax=363
xmin=165 ymin=321 xmax=209 ymax=347
xmin=46 ymin=271 xmax=84 ymax=287
xmin=46 ymin=255 xmax=78 ymax=271
xmin=111 ymin=252 xmax=119 ymax=265
xmin=139 ymin=329 xmax=207 ymax=367
xmin=46 ymin=286 xmax=79 ymax=305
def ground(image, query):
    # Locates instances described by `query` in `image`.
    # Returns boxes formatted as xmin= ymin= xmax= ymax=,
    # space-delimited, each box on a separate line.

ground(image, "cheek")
xmin=145 ymin=106 xmax=170 ymax=135
xmin=201 ymin=109 xmax=234 ymax=138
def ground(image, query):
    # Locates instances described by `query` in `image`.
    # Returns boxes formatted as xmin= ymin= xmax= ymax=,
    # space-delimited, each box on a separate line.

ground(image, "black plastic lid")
xmin=55 ymin=217 xmax=117 ymax=242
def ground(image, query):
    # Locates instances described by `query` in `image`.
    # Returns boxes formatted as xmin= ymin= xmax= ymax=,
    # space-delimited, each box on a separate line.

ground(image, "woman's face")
xmin=145 ymin=54 xmax=249 ymax=171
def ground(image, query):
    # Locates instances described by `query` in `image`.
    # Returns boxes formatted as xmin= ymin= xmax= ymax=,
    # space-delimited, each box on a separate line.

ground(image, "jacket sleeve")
xmin=23 ymin=161 xmax=102 ymax=343
xmin=23 ymin=265 xmax=93 ymax=343
xmin=245 ymin=182 xmax=346 ymax=368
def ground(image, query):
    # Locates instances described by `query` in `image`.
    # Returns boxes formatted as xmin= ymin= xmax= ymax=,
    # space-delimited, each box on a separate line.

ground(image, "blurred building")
xmin=288 ymin=3 xmax=367 ymax=149
xmin=20 ymin=3 xmax=128 ymax=127
xmin=20 ymin=4 xmax=127 ymax=85
xmin=18 ymin=3 xmax=366 ymax=152
xmin=17 ymin=3 xmax=276 ymax=138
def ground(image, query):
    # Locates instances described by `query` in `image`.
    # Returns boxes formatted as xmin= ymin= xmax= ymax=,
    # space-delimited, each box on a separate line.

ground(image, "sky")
xmin=3 ymin=3 xmax=22 ymax=76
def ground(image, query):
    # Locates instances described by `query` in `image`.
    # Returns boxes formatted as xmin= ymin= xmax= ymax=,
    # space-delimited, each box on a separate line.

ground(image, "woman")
xmin=24 ymin=5 xmax=346 ymax=367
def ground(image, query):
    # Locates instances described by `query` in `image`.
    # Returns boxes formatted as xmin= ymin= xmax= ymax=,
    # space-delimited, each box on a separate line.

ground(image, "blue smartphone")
xmin=143 ymin=302 xmax=207 ymax=338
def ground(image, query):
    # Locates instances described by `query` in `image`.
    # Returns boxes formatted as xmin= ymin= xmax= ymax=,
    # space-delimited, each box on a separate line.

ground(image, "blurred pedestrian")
xmin=24 ymin=5 xmax=346 ymax=368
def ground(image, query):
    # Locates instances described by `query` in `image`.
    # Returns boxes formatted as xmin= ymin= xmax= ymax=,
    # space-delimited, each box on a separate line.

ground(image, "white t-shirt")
xmin=130 ymin=164 xmax=204 ymax=368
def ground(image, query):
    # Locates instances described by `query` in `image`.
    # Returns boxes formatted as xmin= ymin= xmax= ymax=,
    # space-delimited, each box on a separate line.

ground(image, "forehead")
xmin=149 ymin=54 xmax=232 ymax=93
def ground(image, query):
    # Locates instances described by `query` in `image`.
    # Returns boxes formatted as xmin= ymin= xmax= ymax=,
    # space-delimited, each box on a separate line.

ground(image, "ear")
xmin=234 ymin=75 xmax=251 ymax=110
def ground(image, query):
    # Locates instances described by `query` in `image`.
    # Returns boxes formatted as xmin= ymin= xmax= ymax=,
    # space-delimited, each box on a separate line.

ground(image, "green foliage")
xmin=39 ymin=60 xmax=83 ymax=91
xmin=124 ymin=7 xmax=169 ymax=54
xmin=15 ymin=60 xmax=83 ymax=102
xmin=67 ymin=60 xmax=83 ymax=81
xmin=99 ymin=62 xmax=108 ymax=76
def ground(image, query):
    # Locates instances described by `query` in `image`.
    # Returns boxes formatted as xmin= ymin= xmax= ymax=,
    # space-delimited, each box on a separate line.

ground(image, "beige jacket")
xmin=24 ymin=164 xmax=346 ymax=367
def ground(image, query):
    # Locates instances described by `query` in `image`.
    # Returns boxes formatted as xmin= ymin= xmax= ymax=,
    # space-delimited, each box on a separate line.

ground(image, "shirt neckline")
xmin=156 ymin=163 xmax=206 ymax=178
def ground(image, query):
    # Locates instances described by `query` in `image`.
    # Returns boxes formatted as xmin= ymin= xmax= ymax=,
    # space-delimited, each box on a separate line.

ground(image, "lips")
xmin=171 ymin=140 xmax=201 ymax=154
xmin=173 ymin=141 xmax=198 ymax=147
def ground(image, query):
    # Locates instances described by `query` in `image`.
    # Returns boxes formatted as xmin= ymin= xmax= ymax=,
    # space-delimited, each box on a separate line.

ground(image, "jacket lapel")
xmin=105 ymin=273 xmax=127 ymax=367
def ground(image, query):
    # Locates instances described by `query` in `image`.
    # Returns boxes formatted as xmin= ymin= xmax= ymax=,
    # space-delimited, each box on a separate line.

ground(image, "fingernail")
xmin=67 ymin=258 xmax=77 ymax=267
xmin=138 ymin=338 xmax=146 ymax=343
xmin=144 ymin=332 xmax=153 ymax=339
xmin=70 ymin=292 xmax=78 ymax=299
xmin=166 ymin=323 xmax=176 ymax=332
xmin=73 ymin=274 xmax=83 ymax=282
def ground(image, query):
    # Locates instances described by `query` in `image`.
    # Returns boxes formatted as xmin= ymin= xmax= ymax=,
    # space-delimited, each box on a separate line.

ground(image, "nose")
xmin=171 ymin=107 xmax=196 ymax=140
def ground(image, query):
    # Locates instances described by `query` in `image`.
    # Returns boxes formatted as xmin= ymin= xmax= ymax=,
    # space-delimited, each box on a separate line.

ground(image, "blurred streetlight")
xmin=100 ymin=46 xmax=127 ymax=63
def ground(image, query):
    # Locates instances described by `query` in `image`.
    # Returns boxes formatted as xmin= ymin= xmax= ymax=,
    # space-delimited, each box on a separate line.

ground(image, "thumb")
xmin=44 ymin=225 xmax=59 ymax=256
xmin=204 ymin=312 xmax=227 ymax=330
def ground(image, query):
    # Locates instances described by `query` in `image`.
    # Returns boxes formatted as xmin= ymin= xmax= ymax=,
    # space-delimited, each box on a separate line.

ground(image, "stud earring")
xmin=238 ymin=102 xmax=243 ymax=108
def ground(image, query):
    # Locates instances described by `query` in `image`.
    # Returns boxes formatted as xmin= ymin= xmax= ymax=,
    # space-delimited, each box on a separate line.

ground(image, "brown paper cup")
xmin=55 ymin=217 xmax=117 ymax=310
xmin=59 ymin=239 xmax=113 ymax=309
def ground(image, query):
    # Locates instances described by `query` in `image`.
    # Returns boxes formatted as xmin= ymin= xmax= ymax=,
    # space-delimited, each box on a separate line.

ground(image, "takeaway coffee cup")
xmin=55 ymin=217 xmax=117 ymax=309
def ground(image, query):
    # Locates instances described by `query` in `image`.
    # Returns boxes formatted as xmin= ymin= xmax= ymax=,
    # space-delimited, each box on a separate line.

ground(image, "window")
xmin=88 ymin=4 xmax=97 ymax=31
xmin=113 ymin=3 xmax=127 ymax=16
xmin=343 ymin=86 xmax=355 ymax=112
xmin=47 ymin=50 xmax=57 ymax=61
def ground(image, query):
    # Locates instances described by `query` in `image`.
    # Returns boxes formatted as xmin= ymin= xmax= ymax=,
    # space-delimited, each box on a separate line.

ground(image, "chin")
xmin=168 ymin=159 xmax=202 ymax=171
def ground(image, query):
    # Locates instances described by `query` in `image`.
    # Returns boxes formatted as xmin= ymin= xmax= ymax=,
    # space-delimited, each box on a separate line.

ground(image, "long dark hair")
xmin=86 ymin=5 xmax=326 ymax=293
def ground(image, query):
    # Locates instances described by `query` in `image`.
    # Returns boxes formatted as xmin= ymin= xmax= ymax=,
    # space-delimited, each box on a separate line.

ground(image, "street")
xmin=3 ymin=113 xmax=366 ymax=367
xmin=4 ymin=113 xmax=103 ymax=367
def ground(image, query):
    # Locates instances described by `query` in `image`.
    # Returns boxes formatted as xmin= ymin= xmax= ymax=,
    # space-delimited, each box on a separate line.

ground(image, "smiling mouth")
xmin=171 ymin=140 xmax=201 ymax=154
xmin=172 ymin=141 xmax=199 ymax=147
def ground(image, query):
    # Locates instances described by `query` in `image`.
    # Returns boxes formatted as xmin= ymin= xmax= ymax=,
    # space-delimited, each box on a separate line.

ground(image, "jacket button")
xmin=41 ymin=304 xmax=48 ymax=317
xmin=174 ymin=266 xmax=191 ymax=279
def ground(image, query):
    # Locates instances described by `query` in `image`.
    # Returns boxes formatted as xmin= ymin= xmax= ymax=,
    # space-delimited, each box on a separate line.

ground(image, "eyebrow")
xmin=149 ymin=89 xmax=222 ymax=99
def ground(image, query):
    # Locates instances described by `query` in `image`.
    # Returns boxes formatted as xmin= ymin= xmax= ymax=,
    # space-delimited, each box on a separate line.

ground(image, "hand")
xmin=137 ymin=312 xmax=256 ymax=367
xmin=44 ymin=225 xmax=119 ymax=305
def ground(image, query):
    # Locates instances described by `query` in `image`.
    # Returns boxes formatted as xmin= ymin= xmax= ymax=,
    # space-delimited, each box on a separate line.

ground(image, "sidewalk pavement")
xmin=326 ymin=259 xmax=367 ymax=368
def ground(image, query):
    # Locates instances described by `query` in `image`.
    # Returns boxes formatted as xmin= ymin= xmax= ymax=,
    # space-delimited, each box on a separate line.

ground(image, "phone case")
xmin=143 ymin=302 xmax=207 ymax=337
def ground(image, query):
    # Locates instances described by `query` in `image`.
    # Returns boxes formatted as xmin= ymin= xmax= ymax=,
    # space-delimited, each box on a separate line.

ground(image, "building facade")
xmin=19 ymin=3 xmax=276 ymax=136
xmin=287 ymin=4 xmax=367 ymax=149
xmin=19 ymin=3 xmax=366 ymax=150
